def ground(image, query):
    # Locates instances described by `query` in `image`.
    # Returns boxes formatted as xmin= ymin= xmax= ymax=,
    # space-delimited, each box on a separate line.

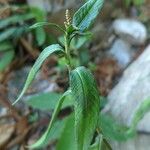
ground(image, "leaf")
xmin=0 ymin=27 xmax=17 ymax=42
xmin=70 ymin=66 xmax=100 ymax=150
xmin=56 ymin=114 xmax=77 ymax=150
xmin=12 ymin=44 xmax=64 ymax=105
xmin=99 ymin=113 xmax=133 ymax=141
xmin=89 ymin=134 xmax=112 ymax=150
xmin=0 ymin=50 xmax=15 ymax=71
xmin=0 ymin=14 xmax=34 ymax=29
xmin=129 ymin=98 xmax=150 ymax=134
xmin=26 ymin=92 xmax=73 ymax=111
xmin=30 ymin=7 xmax=46 ymax=22
xmin=72 ymin=0 xmax=104 ymax=31
xmin=30 ymin=22 xmax=65 ymax=33
xmin=28 ymin=90 xmax=71 ymax=149
xmin=35 ymin=27 xmax=46 ymax=46
xmin=89 ymin=134 xmax=103 ymax=150
xmin=0 ymin=42 xmax=13 ymax=52
xmin=36 ymin=118 xmax=68 ymax=148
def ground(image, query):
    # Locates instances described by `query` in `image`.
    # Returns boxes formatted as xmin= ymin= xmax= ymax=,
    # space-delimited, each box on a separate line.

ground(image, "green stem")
xmin=64 ymin=32 xmax=72 ymax=71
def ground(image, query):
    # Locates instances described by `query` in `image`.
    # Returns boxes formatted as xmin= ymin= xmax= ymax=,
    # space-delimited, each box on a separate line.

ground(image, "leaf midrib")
xmin=75 ymin=0 xmax=96 ymax=27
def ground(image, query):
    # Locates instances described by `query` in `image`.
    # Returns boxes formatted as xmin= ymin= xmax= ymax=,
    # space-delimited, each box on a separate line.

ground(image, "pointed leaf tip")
xmin=13 ymin=44 xmax=64 ymax=105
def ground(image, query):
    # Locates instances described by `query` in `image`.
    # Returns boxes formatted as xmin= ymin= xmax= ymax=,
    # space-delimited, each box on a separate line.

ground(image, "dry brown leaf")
xmin=0 ymin=124 xmax=15 ymax=148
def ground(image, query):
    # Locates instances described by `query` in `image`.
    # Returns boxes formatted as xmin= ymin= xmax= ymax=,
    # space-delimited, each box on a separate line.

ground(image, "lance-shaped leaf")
xmin=28 ymin=90 xmax=71 ymax=149
xmin=70 ymin=66 xmax=100 ymax=150
xmin=30 ymin=22 xmax=65 ymax=33
xmin=13 ymin=44 xmax=64 ymax=105
xmin=72 ymin=0 xmax=104 ymax=31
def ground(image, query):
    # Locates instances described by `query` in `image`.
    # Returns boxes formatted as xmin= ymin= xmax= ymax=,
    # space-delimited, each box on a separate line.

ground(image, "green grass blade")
xmin=12 ymin=44 xmax=64 ymax=105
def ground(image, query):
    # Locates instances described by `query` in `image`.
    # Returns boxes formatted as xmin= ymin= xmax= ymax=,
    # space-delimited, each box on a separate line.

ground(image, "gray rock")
xmin=112 ymin=18 xmax=147 ymax=45
xmin=108 ymin=39 xmax=133 ymax=68
xmin=110 ymin=133 xmax=150 ymax=150
xmin=104 ymin=44 xmax=150 ymax=132
xmin=8 ymin=66 xmax=59 ymax=106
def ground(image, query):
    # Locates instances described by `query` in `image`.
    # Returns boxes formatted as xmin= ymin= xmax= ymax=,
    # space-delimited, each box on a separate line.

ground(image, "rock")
xmin=112 ymin=18 xmax=147 ymax=45
xmin=104 ymin=44 xmax=150 ymax=132
xmin=108 ymin=39 xmax=134 ymax=68
xmin=8 ymin=66 xmax=59 ymax=106
xmin=110 ymin=133 xmax=150 ymax=150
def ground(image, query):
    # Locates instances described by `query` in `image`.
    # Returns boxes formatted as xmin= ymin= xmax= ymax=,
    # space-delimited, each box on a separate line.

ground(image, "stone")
xmin=104 ymin=44 xmax=150 ymax=132
xmin=8 ymin=66 xmax=59 ymax=106
xmin=112 ymin=18 xmax=147 ymax=45
xmin=108 ymin=39 xmax=134 ymax=68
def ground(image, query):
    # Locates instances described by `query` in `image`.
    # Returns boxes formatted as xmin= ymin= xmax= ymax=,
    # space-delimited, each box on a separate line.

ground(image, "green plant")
xmin=13 ymin=0 xmax=109 ymax=149
xmin=0 ymin=4 xmax=46 ymax=72
xmin=125 ymin=0 xmax=144 ymax=6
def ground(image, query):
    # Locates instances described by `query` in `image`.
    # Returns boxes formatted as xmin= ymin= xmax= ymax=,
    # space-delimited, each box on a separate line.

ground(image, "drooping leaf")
xmin=37 ymin=117 xmax=68 ymax=148
xmin=70 ymin=66 xmax=100 ymax=150
xmin=0 ymin=49 xmax=15 ymax=71
xmin=73 ymin=0 xmax=104 ymax=31
xmin=26 ymin=92 xmax=73 ymax=111
xmin=56 ymin=114 xmax=77 ymax=150
xmin=28 ymin=90 xmax=71 ymax=149
xmin=12 ymin=44 xmax=64 ymax=105
xmin=30 ymin=22 xmax=65 ymax=33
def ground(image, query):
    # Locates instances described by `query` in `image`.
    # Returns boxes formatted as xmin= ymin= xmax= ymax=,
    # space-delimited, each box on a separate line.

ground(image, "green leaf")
xmin=0 ymin=14 xmax=34 ymax=29
xmin=0 ymin=42 xmax=13 ymax=52
xmin=89 ymin=134 xmax=112 ymax=150
xmin=36 ymin=117 xmax=68 ymax=148
xmin=99 ymin=113 xmax=133 ymax=141
xmin=56 ymin=114 xmax=77 ymax=150
xmin=0 ymin=27 xmax=17 ymax=42
xmin=12 ymin=44 xmax=64 ymax=105
xmin=73 ymin=0 xmax=104 ymax=31
xmin=30 ymin=7 xmax=46 ymax=22
xmin=30 ymin=22 xmax=65 ymax=33
xmin=28 ymin=90 xmax=71 ymax=149
xmin=0 ymin=49 xmax=15 ymax=71
xmin=35 ymin=27 xmax=46 ymax=46
xmin=26 ymin=92 xmax=73 ymax=111
xmin=89 ymin=134 xmax=103 ymax=150
xmin=129 ymin=98 xmax=150 ymax=134
xmin=70 ymin=66 xmax=100 ymax=150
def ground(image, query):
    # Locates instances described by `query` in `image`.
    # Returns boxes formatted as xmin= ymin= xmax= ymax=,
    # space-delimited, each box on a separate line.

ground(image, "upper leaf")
xmin=72 ymin=0 xmax=104 ymax=31
xmin=12 ymin=44 xmax=64 ymax=105
xmin=70 ymin=66 xmax=100 ymax=150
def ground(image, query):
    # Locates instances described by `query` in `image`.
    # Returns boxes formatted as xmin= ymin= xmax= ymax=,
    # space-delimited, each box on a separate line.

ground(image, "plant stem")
xmin=64 ymin=32 xmax=72 ymax=71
